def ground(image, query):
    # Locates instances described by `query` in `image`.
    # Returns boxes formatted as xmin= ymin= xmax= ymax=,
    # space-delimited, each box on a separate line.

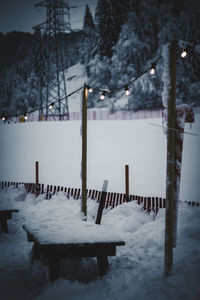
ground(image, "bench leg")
xmin=97 ymin=256 xmax=109 ymax=276
xmin=48 ymin=256 xmax=61 ymax=282
xmin=0 ymin=219 xmax=9 ymax=233
xmin=32 ymin=242 xmax=41 ymax=260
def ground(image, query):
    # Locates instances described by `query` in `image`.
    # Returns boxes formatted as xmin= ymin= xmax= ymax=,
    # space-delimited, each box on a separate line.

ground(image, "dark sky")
xmin=0 ymin=0 xmax=97 ymax=34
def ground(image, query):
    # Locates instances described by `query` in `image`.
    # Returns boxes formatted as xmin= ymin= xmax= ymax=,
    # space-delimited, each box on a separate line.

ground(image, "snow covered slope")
xmin=0 ymin=115 xmax=199 ymax=202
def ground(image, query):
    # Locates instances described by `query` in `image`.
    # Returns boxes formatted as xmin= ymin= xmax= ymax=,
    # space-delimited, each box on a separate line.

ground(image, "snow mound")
xmin=0 ymin=187 xmax=199 ymax=299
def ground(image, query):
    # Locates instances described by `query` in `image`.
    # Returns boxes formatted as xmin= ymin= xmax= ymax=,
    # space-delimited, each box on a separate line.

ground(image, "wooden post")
xmin=164 ymin=41 xmax=177 ymax=276
xmin=81 ymin=84 xmax=88 ymax=219
xmin=173 ymin=105 xmax=195 ymax=247
xmin=35 ymin=161 xmax=40 ymax=196
xmin=35 ymin=161 xmax=39 ymax=186
xmin=125 ymin=165 xmax=129 ymax=202
xmin=96 ymin=180 xmax=108 ymax=225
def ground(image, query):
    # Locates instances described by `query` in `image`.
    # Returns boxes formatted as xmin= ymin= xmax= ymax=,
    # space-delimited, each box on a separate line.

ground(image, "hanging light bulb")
xmin=2 ymin=116 xmax=6 ymax=121
xmin=24 ymin=114 xmax=28 ymax=121
xmin=125 ymin=85 xmax=130 ymax=96
xmin=100 ymin=90 xmax=106 ymax=100
xmin=87 ymin=85 xmax=93 ymax=93
xmin=150 ymin=63 xmax=156 ymax=75
xmin=181 ymin=49 xmax=187 ymax=58
xmin=49 ymin=102 xmax=54 ymax=109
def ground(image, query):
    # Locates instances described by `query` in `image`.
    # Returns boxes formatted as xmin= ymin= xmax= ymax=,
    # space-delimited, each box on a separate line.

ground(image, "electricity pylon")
xmin=34 ymin=0 xmax=71 ymax=120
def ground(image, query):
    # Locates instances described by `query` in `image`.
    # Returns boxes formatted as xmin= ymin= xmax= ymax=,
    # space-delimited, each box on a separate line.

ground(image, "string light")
xmin=125 ymin=85 xmax=130 ymax=96
xmin=100 ymin=90 xmax=106 ymax=100
xmin=0 ymin=87 xmax=83 ymax=121
xmin=87 ymin=85 xmax=93 ymax=93
xmin=49 ymin=102 xmax=55 ymax=109
xmin=0 ymin=57 xmax=161 ymax=121
xmin=2 ymin=116 xmax=6 ymax=121
xmin=150 ymin=63 xmax=156 ymax=75
xmin=181 ymin=49 xmax=187 ymax=58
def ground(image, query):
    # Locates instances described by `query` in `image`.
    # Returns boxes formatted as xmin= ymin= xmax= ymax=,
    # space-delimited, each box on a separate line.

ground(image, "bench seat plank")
xmin=22 ymin=221 xmax=125 ymax=245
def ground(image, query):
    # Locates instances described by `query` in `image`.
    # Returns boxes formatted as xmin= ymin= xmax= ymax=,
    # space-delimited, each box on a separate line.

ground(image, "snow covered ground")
xmin=0 ymin=62 xmax=199 ymax=299
xmin=0 ymin=186 xmax=199 ymax=300
xmin=0 ymin=114 xmax=200 ymax=202
xmin=0 ymin=115 xmax=199 ymax=300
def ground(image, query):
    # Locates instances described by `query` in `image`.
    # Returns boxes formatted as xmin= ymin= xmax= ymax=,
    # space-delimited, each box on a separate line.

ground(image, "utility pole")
xmin=33 ymin=0 xmax=71 ymax=120
xmin=164 ymin=41 xmax=177 ymax=276
xmin=81 ymin=84 xmax=88 ymax=219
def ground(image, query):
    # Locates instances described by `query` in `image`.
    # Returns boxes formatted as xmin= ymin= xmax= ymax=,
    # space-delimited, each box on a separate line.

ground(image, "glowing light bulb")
xmin=87 ymin=86 xmax=93 ymax=93
xmin=100 ymin=91 xmax=106 ymax=100
xmin=125 ymin=85 xmax=130 ymax=96
xmin=150 ymin=63 xmax=156 ymax=75
xmin=181 ymin=49 xmax=187 ymax=58
xmin=2 ymin=116 xmax=6 ymax=121
xmin=24 ymin=115 xmax=28 ymax=120
xmin=49 ymin=102 xmax=54 ymax=109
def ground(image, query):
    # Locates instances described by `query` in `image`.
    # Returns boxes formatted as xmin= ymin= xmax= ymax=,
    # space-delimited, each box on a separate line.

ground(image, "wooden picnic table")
xmin=23 ymin=223 xmax=125 ymax=282
xmin=0 ymin=209 xmax=19 ymax=233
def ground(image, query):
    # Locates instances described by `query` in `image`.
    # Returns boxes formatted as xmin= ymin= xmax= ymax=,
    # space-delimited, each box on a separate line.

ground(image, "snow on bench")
xmin=23 ymin=221 xmax=125 ymax=281
xmin=22 ymin=195 xmax=125 ymax=281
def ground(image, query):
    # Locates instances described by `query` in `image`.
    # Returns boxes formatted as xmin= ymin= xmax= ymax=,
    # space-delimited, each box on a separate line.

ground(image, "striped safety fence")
xmin=0 ymin=181 xmax=199 ymax=214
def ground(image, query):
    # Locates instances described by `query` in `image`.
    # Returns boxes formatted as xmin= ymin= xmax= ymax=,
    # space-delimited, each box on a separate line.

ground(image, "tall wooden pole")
xmin=125 ymin=165 xmax=130 ymax=202
xmin=164 ymin=41 xmax=177 ymax=276
xmin=35 ymin=161 xmax=40 ymax=196
xmin=173 ymin=105 xmax=195 ymax=247
xmin=81 ymin=84 xmax=87 ymax=219
xmin=35 ymin=161 xmax=39 ymax=186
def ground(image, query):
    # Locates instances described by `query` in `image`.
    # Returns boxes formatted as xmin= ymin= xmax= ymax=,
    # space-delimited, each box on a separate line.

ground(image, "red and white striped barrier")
xmin=1 ymin=181 xmax=199 ymax=214
xmin=2 ymin=109 xmax=163 ymax=123
xmin=2 ymin=107 xmax=200 ymax=124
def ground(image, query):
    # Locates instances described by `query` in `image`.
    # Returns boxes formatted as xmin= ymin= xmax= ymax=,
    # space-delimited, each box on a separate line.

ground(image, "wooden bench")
xmin=23 ymin=224 xmax=125 ymax=282
xmin=0 ymin=209 xmax=19 ymax=233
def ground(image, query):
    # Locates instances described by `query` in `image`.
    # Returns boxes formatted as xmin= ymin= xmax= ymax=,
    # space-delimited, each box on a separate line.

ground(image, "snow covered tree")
xmin=83 ymin=4 xmax=95 ymax=34
xmin=0 ymin=68 xmax=16 ymax=117
xmin=110 ymin=0 xmax=162 ymax=110
xmin=156 ymin=0 xmax=179 ymax=48
xmin=175 ymin=0 xmax=200 ymax=105
xmin=86 ymin=0 xmax=131 ymax=107
xmin=111 ymin=22 xmax=141 ymax=87
xmin=81 ymin=5 xmax=96 ymax=76
xmin=179 ymin=6 xmax=200 ymax=83
xmin=95 ymin=0 xmax=130 ymax=59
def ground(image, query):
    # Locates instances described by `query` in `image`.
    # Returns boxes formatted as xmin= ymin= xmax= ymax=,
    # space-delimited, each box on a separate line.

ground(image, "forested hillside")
xmin=0 ymin=0 xmax=200 ymax=118
xmin=82 ymin=0 xmax=200 ymax=110
xmin=0 ymin=30 xmax=82 ymax=117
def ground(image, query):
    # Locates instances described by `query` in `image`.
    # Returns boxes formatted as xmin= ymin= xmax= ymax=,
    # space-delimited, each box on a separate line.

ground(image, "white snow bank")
xmin=21 ymin=194 xmax=124 ymax=244
xmin=0 ymin=187 xmax=199 ymax=300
